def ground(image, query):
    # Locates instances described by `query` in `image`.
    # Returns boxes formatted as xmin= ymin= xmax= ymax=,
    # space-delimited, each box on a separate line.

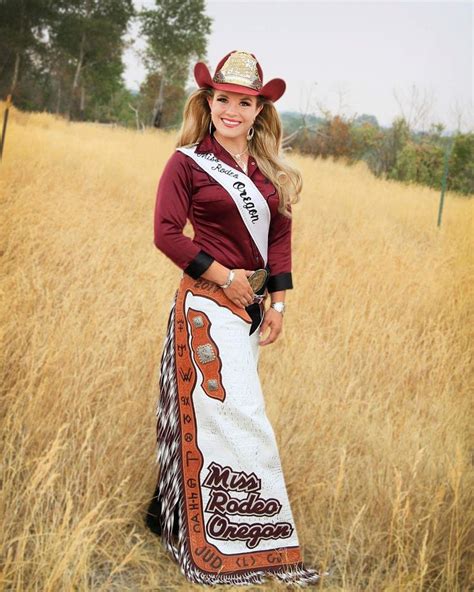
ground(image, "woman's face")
xmin=207 ymin=90 xmax=263 ymax=142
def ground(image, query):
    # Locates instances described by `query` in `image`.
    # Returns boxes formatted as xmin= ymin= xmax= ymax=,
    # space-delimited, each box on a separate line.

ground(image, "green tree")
xmin=49 ymin=0 xmax=134 ymax=120
xmin=90 ymin=86 xmax=138 ymax=126
xmin=448 ymin=133 xmax=474 ymax=195
xmin=0 ymin=0 xmax=54 ymax=97
xmin=350 ymin=123 xmax=381 ymax=166
xmin=138 ymin=0 xmax=211 ymax=128
xmin=392 ymin=141 xmax=445 ymax=188
xmin=385 ymin=117 xmax=411 ymax=177
xmin=139 ymin=72 xmax=187 ymax=130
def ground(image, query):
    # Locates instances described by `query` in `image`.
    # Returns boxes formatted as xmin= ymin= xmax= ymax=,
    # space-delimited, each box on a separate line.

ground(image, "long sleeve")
xmin=154 ymin=151 xmax=214 ymax=278
xmin=266 ymin=202 xmax=293 ymax=293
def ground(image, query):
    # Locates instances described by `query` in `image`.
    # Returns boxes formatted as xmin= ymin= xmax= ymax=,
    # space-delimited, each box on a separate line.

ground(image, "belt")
xmin=182 ymin=266 xmax=271 ymax=304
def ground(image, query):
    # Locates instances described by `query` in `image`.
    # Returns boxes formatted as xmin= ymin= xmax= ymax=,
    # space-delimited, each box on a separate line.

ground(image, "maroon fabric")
xmin=153 ymin=132 xmax=293 ymax=293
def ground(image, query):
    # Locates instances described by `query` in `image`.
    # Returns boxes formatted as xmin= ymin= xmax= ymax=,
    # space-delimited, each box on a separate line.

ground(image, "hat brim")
xmin=194 ymin=62 xmax=286 ymax=103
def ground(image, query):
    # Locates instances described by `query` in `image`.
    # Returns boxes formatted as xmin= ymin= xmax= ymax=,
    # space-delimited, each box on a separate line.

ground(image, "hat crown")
xmin=213 ymin=51 xmax=263 ymax=92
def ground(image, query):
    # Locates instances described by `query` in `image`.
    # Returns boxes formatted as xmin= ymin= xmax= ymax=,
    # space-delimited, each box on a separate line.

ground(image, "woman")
xmin=146 ymin=50 xmax=322 ymax=586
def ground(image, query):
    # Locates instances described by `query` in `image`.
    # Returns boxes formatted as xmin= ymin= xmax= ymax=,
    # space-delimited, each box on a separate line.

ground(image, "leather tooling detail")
xmin=207 ymin=379 xmax=218 ymax=391
xmin=193 ymin=315 xmax=204 ymax=328
xmin=172 ymin=275 xmax=304 ymax=576
xmin=187 ymin=308 xmax=226 ymax=402
xmin=196 ymin=343 xmax=216 ymax=364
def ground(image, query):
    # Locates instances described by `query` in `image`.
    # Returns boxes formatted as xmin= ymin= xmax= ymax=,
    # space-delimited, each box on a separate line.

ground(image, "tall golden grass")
xmin=1 ymin=104 xmax=473 ymax=591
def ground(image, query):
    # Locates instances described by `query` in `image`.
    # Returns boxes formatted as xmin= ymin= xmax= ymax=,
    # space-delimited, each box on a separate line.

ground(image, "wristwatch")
xmin=270 ymin=301 xmax=285 ymax=315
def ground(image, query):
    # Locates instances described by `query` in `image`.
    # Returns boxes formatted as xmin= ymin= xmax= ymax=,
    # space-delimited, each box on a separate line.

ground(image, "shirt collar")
xmin=195 ymin=131 xmax=216 ymax=154
xmin=195 ymin=131 xmax=258 ymax=178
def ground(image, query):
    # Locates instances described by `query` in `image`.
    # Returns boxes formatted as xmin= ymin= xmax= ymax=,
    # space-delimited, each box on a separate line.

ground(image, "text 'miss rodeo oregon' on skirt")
xmin=146 ymin=272 xmax=323 ymax=586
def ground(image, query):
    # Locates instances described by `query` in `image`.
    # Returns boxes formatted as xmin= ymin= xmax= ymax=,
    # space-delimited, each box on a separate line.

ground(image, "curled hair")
xmin=175 ymin=88 xmax=302 ymax=218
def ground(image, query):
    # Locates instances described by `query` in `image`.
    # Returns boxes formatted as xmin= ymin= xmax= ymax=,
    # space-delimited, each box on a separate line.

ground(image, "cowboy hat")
xmin=194 ymin=50 xmax=286 ymax=103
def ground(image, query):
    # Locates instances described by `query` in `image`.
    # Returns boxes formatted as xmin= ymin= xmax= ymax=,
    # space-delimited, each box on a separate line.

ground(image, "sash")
xmin=177 ymin=145 xmax=271 ymax=266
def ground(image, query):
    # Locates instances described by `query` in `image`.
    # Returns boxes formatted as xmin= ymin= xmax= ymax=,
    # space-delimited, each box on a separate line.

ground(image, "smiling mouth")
xmin=221 ymin=118 xmax=241 ymax=127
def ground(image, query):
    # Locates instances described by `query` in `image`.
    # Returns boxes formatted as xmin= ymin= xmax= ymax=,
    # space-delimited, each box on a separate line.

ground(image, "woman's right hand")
xmin=222 ymin=269 xmax=255 ymax=308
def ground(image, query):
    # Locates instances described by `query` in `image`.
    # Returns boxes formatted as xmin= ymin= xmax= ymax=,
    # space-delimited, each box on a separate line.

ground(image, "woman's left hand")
xmin=258 ymin=307 xmax=283 ymax=346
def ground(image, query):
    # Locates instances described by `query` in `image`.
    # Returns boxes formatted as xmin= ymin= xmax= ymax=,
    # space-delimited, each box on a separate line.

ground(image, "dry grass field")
xmin=1 ymin=104 xmax=473 ymax=591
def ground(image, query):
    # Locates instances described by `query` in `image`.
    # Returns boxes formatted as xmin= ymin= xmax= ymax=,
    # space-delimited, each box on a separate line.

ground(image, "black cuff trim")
xmin=184 ymin=249 xmax=215 ymax=279
xmin=267 ymin=272 xmax=293 ymax=293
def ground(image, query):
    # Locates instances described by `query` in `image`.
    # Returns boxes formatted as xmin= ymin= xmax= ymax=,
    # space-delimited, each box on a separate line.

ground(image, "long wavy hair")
xmin=175 ymin=87 xmax=302 ymax=218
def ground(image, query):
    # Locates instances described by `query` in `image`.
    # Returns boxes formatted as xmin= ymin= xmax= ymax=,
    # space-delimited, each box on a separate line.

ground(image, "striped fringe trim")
xmin=155 ymin=292 xmax=181 ymax=563
xmin=155 ymin=293 xmax=323 ymax=586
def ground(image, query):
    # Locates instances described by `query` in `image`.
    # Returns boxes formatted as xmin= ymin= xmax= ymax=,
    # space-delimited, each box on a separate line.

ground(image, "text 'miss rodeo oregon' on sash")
xmin=176 ymin=144 xmax=271 ymax=266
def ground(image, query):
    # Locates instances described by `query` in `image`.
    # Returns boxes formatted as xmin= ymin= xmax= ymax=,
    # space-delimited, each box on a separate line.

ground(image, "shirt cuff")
xmin=184 ymin=249 xmax=215 ymax=279
xmin=267 ymin=272 xmax=293 ymax=293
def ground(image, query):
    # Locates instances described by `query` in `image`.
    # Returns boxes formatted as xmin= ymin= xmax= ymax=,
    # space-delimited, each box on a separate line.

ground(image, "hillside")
xmin=1 ymin=106 xmax=472 ymax=591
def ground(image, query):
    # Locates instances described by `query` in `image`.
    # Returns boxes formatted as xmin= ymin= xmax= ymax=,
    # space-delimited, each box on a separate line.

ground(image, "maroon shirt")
xmin=153 ymin=131 xmax=293 ymax=293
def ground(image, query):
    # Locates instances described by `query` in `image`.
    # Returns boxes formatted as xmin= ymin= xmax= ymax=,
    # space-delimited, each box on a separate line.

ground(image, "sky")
xmin=123 ymin=1 xmax=473 ymax=131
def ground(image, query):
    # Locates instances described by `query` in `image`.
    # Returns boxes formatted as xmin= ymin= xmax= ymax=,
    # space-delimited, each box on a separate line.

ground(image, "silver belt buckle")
xmin=247 ymin=268 xmax=268 ymax=292
xmin=248 ymin=268 xmax=268 ymax=305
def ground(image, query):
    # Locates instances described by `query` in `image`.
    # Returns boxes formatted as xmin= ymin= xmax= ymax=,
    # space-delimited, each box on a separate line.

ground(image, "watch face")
xmin=272 ymin=302 xmax=285 ymax=312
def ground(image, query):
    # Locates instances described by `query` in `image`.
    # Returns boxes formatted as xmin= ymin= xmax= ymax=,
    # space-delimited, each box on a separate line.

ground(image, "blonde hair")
xmin=175 ymin=88 xmax=302 ymax=218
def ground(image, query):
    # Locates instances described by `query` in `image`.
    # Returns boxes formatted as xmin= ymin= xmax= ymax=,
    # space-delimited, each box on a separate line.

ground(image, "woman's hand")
xmin=222 ymin=269 xmax=255 ymax=308
xmin=258 ymin=307 xmax=283 ymax=346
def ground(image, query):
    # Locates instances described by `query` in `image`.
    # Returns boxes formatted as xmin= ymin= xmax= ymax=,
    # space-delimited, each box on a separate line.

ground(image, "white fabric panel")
xmin=184 ymin=291 xmax=300 ymax=555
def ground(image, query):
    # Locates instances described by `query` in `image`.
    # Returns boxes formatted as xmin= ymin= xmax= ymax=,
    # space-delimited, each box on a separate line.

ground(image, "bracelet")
xmin=219 ymin=269 xmax=235 ymax=289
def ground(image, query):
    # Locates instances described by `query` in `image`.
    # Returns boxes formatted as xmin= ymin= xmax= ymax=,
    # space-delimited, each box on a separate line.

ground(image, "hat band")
xmin=213 ymin=70 xmax=263 ymax=91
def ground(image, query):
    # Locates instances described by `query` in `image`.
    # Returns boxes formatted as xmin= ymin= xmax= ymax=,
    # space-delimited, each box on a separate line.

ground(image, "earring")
xmin=247 ymin=126 xmax=255 ymax=140
xmin=209 ymin=119 xmax=213 ymax=136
